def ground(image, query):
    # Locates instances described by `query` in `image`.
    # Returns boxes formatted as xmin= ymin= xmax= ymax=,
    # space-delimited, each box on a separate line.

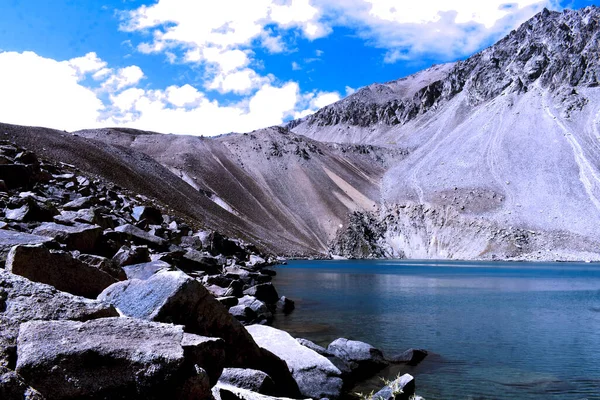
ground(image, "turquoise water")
xmin=271 ymin=260 xmax=600 ymax=399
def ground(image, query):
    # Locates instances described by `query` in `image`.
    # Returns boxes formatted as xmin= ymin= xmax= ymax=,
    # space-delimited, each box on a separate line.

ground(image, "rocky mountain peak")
xmin=294 ymin=6 xmax=600 ymax=130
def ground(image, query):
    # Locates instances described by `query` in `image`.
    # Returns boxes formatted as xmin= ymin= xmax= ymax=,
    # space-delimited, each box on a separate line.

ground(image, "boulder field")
xmin=0 ymin=141 xmax=424 ymax=399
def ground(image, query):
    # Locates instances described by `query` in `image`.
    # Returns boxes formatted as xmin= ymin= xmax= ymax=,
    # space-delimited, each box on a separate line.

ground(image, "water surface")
xmin=271 ymin=260 xmax=600 ymax=399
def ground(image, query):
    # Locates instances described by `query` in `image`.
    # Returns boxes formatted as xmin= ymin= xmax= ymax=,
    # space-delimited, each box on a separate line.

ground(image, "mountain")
xmin=3 ymin=7 xmax=600 ymax=261
xmin=290 ymin=6 xmax=600 ymax=260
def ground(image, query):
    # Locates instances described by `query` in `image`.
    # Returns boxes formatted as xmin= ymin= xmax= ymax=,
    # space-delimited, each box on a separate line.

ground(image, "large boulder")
xmin=387 ymin=349 xmax=428 ymax=366
xmin=0 ymin=230 xmax=52 ymax=265
xmin=32 ymin=222 xmax=102 ymax=252
xmin=0 ymin=165 xmax=32 ymax=189
xmin=181 ymin=333 xmax=226 ymax=386
xmin=0 ymin=366 xmax=44 ymax=400
xmin=218 ymin=368 xmax=275 ymax=395
xmin=213 ymin=384 xmax=304 ymax=400
xmin=243 ymin=283 xmax=279 ymax=305
xmin=114 ymin=224 xmax=167 ymax=248
xmin=122 ymin=260 xmax=174 ymax=280
xmin=132 ymin=206 xmax=163 ymax=225
xmin=6 ymin=245 xmax=117 ymax=298
xmin=327 ymin=338 xmax=387 ymax=378
xmin=16 ymin=318 xmax=212 ymax=400
xmin=369 ymin=374 xmax=415 ymax=400
xmin=98 ymin=270 xmax=299 ymax=397
xmin=0 ymin=269 xmax=117 ymax=368
xmin=296 ymin=338 xmax=352 ymax=377
xmin=246 ymin=325 xmax=343 ymax=400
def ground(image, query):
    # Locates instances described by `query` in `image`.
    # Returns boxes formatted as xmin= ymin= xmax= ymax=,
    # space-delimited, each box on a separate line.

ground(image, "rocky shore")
xmin=0 ymin=141 xmax=425 ymax=399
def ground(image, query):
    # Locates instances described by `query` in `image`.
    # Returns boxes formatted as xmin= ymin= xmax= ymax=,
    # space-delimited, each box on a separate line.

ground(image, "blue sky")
xmin=0 ymin=0 xmax=597 ymax=135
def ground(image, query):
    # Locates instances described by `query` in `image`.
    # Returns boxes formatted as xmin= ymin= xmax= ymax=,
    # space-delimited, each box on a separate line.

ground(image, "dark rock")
xmin=0 ymin=180 xmax=6 ymax=192
xmin=32 ymin=222 xmax=102 ymax=252
xmin=181 ymin=333 xmax=226 ymax=385
xmin=77 ymin=253 xmax=127 ymax=281
xmin=218 ymin=368 xmax=275 ymax=395
xmin=122 ymin=260 xmax=173 ymax=280
xmin=212 ymin=384 xmax=294 ymax=400
xmin=238 ymin=296 xmax=272 ymax=323
xmin=0 ymin=366 xmax=45 ymax=400
xmin=53 ymin=209 xmax=96 ymax=225
xmin=370 ymin=374 xmax=415 ymax=400
xmin=0 ymin=165 xmax=32 ymax=189
xmin=112 ymin=245 xmax=151 ymax=267
xmin=276 ymin=296 xmax=295 ymax=314
xmin=180 ymin=235 xmax=203 ymax=250
xmin=217 ymin=296 xmax=239 ymax=308
xmin=246 ymin=325 xmax=343 ymax=400
xmin=229 ymin=305 xmax=257 ymax=324
xmin=387 ymin=349 xmax=428 ymax=366
xmin=14 ymin=151 xmax=38 ymax=165
xmin=243 ymin=283 xmax=279 ymax=305
xmin=0 ymin=230 xmax=52 ymax=265
xmin=62 ymin=196 xmax=95 ymax=211
xmin=114 ymin=224 xmax=167 ymax=248
xmin=5 ymin=200 xmax=56 ymax=223
xmin=179 ymin=249 xmax=220 ymax=274
xmin=6 ymin=245 xmax=117 ymax=298
xmin=16 ymin=318 xmax=211 ymax=400
xmin=132 ymin=206 xmax=163 ymax=225
xmin=327 ymin=338 xmax=387 ymax=378
xmin=0 ymin=269 xmax=118 ymax=368
xmin=206 ymin=274 xmax=234 ymax=288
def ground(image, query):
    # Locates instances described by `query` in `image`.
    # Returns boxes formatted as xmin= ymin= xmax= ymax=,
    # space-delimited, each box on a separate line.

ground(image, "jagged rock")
xmin=213 ymin=384 xmax=303 ymax=400
xmin=327 ymin=338 xmax=387 ymax=378
xmin=229 ymin=305 xmax=257 ymax=324
xmin=246 ymin=325 xmax=343 ymax=399
xmin=32 ymin=222 xmax=102 ymax=252
xmin=115 ymin=224 xmax=167 ymax=248
xmin=98 ymin=271 xmax=298 ymax=397
xmin=122 ymin=260 xmax=173 ymax=280
xmin=370 ymin=374 xmax=415 ymax=400
xmin=62 ymin=196 xmax=95 ymax=211
xmin=132 ymin=206 xmax=163 ymax=225
xmin=246 ymin=255 xmax=266 ymax=268
xmin=0 ymin=230 xmax=52 ymax=264
xmin=296 ymin=338 xmax=352 ymax=378
xmin=387 ymin=348 xmax=428 ymax=366
xmin=0 ymin=366 xmax=45 ymax=400
xmin=243 ymin=283 xmax=279 ymax=305
xmin=54 ymin=208 xmax=96 ymax=225
xmin=14 ymin=151 xmax=38 ymax=165
xmin=0 ymin=269 xmax=117 ymax=368
xmin=238 ymin=296 xmax=272 ymax=323
xmin=0 ymin=165 xmax=32 ymax=189
xmin=16 ymin=318 xmax=211 ymax=400
xmin=276 ymin=296 xmax=295 ymax=314
xmin=6 ymin=245 xmax=117 ymax=298
xmin=218 ymin=368 xmax=275 ymax=395
xmin=77 ymin=253 xmax=127 ymax=281
xmin=181 ymin=333 xmax=226 ymax=385
xmin=217 ymin=296 xmax=239 ymax=308
xmin=180 ymin=235 xmax=203 ymax=250
xmin=112 ymin=245 xmax=151 ymax=267
xmin=179 ymin=249 xmax=220 ymax=274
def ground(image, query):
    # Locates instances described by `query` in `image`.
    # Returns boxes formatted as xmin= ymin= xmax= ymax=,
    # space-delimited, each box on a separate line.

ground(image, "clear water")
xmin=271 ymin=260 xmax=600 ymax=400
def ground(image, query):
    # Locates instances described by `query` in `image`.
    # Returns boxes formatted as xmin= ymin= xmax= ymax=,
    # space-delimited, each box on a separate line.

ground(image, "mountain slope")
xmin=290 ymin=7 xmax=600 ymax=260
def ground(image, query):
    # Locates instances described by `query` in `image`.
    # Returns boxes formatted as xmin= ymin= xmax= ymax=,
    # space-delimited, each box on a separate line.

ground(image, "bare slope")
xmin=290 ymin=7 xmax=600 ymax=260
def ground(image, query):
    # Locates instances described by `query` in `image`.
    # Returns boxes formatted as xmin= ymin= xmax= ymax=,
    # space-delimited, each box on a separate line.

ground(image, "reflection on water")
xmin=271 ymin=260 xmax=600 ymax=399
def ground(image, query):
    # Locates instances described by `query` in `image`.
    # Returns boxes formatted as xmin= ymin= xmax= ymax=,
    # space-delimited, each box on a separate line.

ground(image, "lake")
xmin=271 ymin=260 xmax=600 ymax=400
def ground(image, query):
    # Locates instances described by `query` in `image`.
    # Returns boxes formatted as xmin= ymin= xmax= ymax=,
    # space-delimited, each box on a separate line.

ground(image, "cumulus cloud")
xmin=294 ymin=90 xmax=341 ymax=119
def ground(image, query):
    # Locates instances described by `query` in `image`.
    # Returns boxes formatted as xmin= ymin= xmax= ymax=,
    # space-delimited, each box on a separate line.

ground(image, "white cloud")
xmin=166 ymin=84 xmax=203 ymax=107
xmin=292 ymin=61 xmax=302 ymax=71
xmin=68 ymin=52 xmax=107 ymax=77
xmin=102 ymin=65 xmax=145 ymax=92
xmin=312 ymin=91 xmax=340 ymax=108
xmin=207 ymin=69 xmax=271 ymax=95
xmin=0 ymin=51 xmax=103 ymax=131
xmin=345 ymin=86 xmax=356 ymax=96
xmin=293 ymin=90 xmax=341 ymax=118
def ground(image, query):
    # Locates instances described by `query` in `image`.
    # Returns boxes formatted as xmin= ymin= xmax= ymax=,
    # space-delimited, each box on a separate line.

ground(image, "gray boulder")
xmin=112 ymin=245 xmax=151 ymax=267
xmin=213 ymin=384 xmax=304 ymax=400
xmin=246 ymin=325 xmax=343 ymax=400
xmin=122 ymin=260 xmax=174 ymax=280
xmin=370 ymin=374 xmax=415 ymax=400
xmin=16 ymin=318 xmax=210 ymax=400
xmin=0 ymin=230 xmax=52 ymax=265
xmin=229 ymin=305 xmax=257 ymax=324
xmin=0 ymin=269 xmax=117 ymax=368
xmin=296 ymin=338 xmax=352 ymax=377
xmin=243 ymin=283 xmax=279 ymax=304
xmin=218 ymin=368 xmax=275 ymax=395
xmin=6 ymin=245 xmax=117 ymax=298
xmin=62 ymin=196 xmax=95 ymax=211
xmin=132 ymin=206 xmax=163 ymax=225
xmin=387 ymin=348 xmax=428 ymax=366
xmin=98 ymin=271 xmax=299 ymax=397
xmin=114 ymin=224 xmax=167 ymax=248
xmin=182 ymin=333 xmax=226 ymax=385
xmin=327 ymin=338 xmax=387 ymax=378
xmin=238 ymin=296 xmax=272 ymax=323
xmin=77 ymin=253 xmax=126 ymax=281
xmin=0 ymin=366 xmax=44 ymax=400
xmin=32 ymin=222 xmax=102 ymax=252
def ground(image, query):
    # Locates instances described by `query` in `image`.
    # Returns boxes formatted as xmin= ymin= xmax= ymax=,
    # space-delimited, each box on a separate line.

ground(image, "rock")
xmin=0 ymin=230 xmax=53 ymax=265
xmin=6 ymin=245 xmax=117 ymax=298
xmin=327 ymin=338 xmax=387 ymax=378
xmin=229 ymin=305 xmax=257 ymax=324
xmin=5 ymin=200 xmax=56 ymax=223
xmin=296 ymin=338 xmax=352 ymax=378
xmin=0 ymin=366 xmax=45 ymax=400
xmin=0 ymin=269 xmax=117 ymax=368
xmin=179 ymin=249 xmax=220 ymax=274
xmin=276 ymin=296 xmax=295 ymax=314
xmin=77 ymin=253 xmax=126 ymax=280
xmin=246 ymin=255 xmax=267 ymax=268
xmin=54 ymin=208 xmax=96 ymax=225
xmin=112 ymin=245 xmax=151 ymax=267
xmin=238 ymin=296 xmax=272 ymax=323
xmin=115 ymin=224 xmax=167 ymax=248
xmin=14 ymin=151 xmax=38 ymax=165
xmin=132 ymin=206 xmax=163 ymax=225
xmin=98 ymin=271 xmax=298 ymax=397
xmin=16 ymin=318 xmax=211 ymax=400
xmin=370 ymin=374 xmax=415 ymax=400
xmin=243 ymin=283 xmax=279 ymax=304
xmin=213 ymin=384 xmax=303 ymax=400
xmin=387 ymin=349 xmax=428 ymax=366
xmin=180 ymin=235 xmax=203 ymax=250
xmin=0 ymin=180 xmax=6 ymax=192
xmin=246 ymin=325 xmax=343 ymax=400
xmin=32 ymin=222 xmax=102 ymax=252
xmin=217 ymin=296 xmax=239 ymax=308
xmin=62 ymin=196 xmax=95 ymax=211
xmin=0 ymin=165 xmax=32 ymax=189
xmin=181 ymin=333 xmax=226 ymax=385
xmin=122 ymin=260 xmax=174 ymax=280
xmin=218 ymin=368 xmax=275 ymax=395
